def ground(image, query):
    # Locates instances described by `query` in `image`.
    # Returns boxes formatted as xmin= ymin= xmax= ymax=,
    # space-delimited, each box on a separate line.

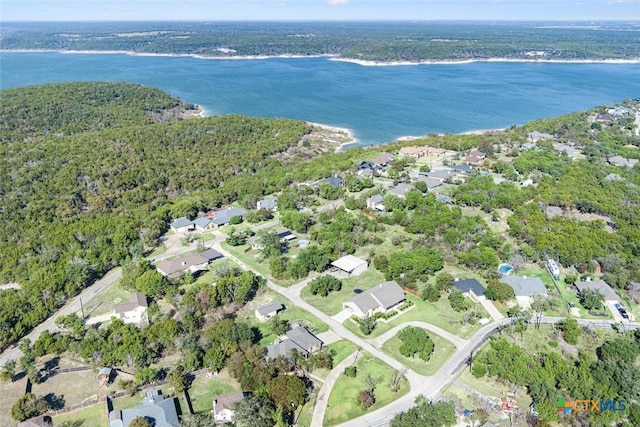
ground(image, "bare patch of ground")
xmin=271 ymin=123 xmax=355 ymax=164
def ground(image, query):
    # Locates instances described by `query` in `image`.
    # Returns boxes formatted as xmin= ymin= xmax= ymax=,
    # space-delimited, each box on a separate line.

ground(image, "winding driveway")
xmin=311 ymin=350 xmax=360 ymax=427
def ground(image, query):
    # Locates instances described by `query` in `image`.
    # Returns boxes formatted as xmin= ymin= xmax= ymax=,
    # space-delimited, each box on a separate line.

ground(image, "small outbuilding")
xmin=331 ymin=255 xmax=368 ymax=276
xmin=255 ymin=302 xmax=285 ymax=322
xmin=98 ymin=367 xmax=113 ymax=386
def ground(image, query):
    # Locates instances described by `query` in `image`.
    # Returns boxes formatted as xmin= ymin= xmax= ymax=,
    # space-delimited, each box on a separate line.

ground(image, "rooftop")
xmin=256 ymin=302 xmax=284 ymax=316
xmin=454 ymin=278 xmax=485 ymax=296
xmin=575 ymin=279 xmax=621 ymax=302
xmin=346 ymin=281 xmax=405 ymax=314
xmin=115 ymin=292 xmax=148 ymax=314
xmin=213 ymin=391 xmax=246 ymax=413
xmin=331 ymin=254 xmax=367 ymax=273
xmin=500 ymin=275 xmax=548 ymax=297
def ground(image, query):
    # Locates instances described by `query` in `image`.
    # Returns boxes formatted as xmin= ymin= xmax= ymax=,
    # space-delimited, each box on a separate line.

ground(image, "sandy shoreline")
xmin=306 ymin=121 xmax=358 ymax=152
xmin=3 ymin=49 xmax=640 ymax=66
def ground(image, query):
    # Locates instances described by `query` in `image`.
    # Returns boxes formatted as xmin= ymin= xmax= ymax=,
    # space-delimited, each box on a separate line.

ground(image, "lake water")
xmin=2 ymin=51 xmax=640 ymax=145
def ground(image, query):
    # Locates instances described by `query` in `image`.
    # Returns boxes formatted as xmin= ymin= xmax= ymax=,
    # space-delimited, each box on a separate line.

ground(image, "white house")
xmin=343 ymin=281 xmax=405 ymax=318
xmin=257 ymin=197 xmax=278 ymax=211
xmin=114 ymin=292 xmax=148 ymax=326
xmin=213 ymin=392 xmax=246 ymax=423
xmin=170 ymin=217 xmax=195 ymax=233
xmin=331 ymin=255 xmax=368 ymax=276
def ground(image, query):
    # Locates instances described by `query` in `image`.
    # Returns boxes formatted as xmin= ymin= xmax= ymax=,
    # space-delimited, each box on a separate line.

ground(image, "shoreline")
xmin=3 ymin=49 xmax=640 ymax=65
xmin=306 ymin=121 xmax=358 ymax=152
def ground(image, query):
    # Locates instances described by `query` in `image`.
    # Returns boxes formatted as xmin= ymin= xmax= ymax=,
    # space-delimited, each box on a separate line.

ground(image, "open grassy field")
xmin=382 ymin=332 xmax=456 ymax=376
xmin=52 ymin=393 xmax=145 ymax=427
xmin=313 ymin=340 xmax=359 ymax=380
xmin=84 ymin=280 xmax=132 ymax=317
xmin=324 ymin=352 xmax=409 ymax=426
xmin=344 ymin=294 xmax=486 ymax=339
xmin=300 ymin=268 xmax=386 ymax=316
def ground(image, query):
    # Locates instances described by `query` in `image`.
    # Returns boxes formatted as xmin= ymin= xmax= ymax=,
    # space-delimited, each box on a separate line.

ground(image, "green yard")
xmin=382 ymin=332 xmax=456 ymax=376
xmin=324 ymin=352 xmax=409 ymax=426
xmin=251 ymin=305 xmax=330 ymax=347
xmin=344 ymin=294 xmax=486 ymax=339
xmin=313 ymin=340 xmax=359 ymax=380
xmin=300 ymin=269 xmax=386 ymax=316
xmin=52 ymin=393 xmax=145 ymax=427
xmin=84 ymin=280 xmax=132 ymax=317
xmin=187 ymin=370 xmax=241 ymax=414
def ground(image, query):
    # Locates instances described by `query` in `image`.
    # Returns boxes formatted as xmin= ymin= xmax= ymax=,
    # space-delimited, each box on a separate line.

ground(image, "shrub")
xmin=309 ymin=275 xmax=342 ymax=297
xmin=344 ymin=366 xmax=357 ymax=378
xmin=471 ymin=363 xmax=487 ymax=378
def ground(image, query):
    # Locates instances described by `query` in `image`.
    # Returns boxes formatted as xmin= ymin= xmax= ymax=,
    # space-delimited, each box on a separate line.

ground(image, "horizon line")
xmin=2 ymin=18 xmax=640 ymax=23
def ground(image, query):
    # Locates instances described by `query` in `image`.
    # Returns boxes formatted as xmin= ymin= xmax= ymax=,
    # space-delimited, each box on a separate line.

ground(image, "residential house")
xmin=257 ymin=197 xmax=278 ymax=211
xmin=453 ymin=278 xmax=486 ymax=300
xmin=519 ymin=142 xmax=537 ymax=151
xmin=372 ymin=152 xmax=394 ymax=167
xmin=212 ymin=207 xmax=246 ymax=227
xmin=331 ymin=255 xmax=368 ymax=276
xmin=115 ymin=292 xmax=148 ymax=326
xmin=109 ymin=389 xmax=179 ymax=427
xmin=465 ymin=149 xmax=486 ymax=164
xmin=325 ymin=175 xmax=345 ymax=188
xmin=357 ymin=161 xmax=375 ymax=170
xmin=595 ymin=113 xmax=614 ymax=124
xmin=199 ymin=248 xmax=223 ymax=263
xmin=388 ymin=183 xmax=415 ymax=198
xmin=415 ymin=175 xmax=443 ymax=190
xmin=575 ymin=279 xmax=621 ymax=305
xmin=343 ymin=281 xmax=405 ymax=318
xmin=170 ymin=217 xmax=195 ymax=233
xmin=446 ymin=164 xmax=475 ymax=174
xmin=366 ymin=194 xmax=385 ymax=211
xmin=18 ymin=416 xmax=53 ymax=427
xmin=357 ymin=167 xmax=374 ymax=177
xmin=527 ymin=131 xmax=554 ymax=143
xmin=248 ymin=236 xmax=264 ymax=250
xmin=278 ymin=230 xmax=296 ymax=243
xmin=500 ymin=275 xmax=548 ymax=308
xmin=608 ymin=155 xmax=639 ymax=168
xmin=554 ymin=143 xmax=582 ymax=160
xmin=255 ymin=302 xmax=285 ymax=321
xmin=399 ymin=146 xmax=449 ymax=159
xmin=423 ymin=169 xmax=456 ymax=182
xmin=520 ymin=179 xmax=534 ymax=187
xmin=266 ymin=326 xmax=323 ymax=359
xmin=213 ymin=392 xmax=247 ymax=423
xmin=192 ymin=217 xmax=213 ymax=231
xmin=156 ymin=253 xmax=209 ymax=277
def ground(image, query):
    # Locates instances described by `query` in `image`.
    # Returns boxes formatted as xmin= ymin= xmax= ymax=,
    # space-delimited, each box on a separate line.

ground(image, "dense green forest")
xmin=2 ymin=21 xmax=640 ymax=62
xmin=0 ymin=82 xmax=316 ymax=349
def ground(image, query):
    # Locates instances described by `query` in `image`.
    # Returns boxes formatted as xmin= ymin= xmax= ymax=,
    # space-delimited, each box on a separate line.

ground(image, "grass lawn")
xmin=84 ymin=280 xmax=132 ymax=317
xmin=252 ymin=306 xmax=330 ymax=347
xmin=324 ymin=352 xmax=409 ymax=426
xmin=295 ymin=381 xmax=319 ymax=427
xmin=382 ymin=332 xmax=455 ymax=376
xmin=219 ymin=241 xmax=301 ymax=286
xmin=53 ymin=402 xmax=109 ymax=427
xmin=344 ymin=294 xmax=485 ymax=339
xmin=300 ymin=269 xmax=386 ymax=316
xmin=188 ymin=370 xmax=240 ymax=414
xmin=313 ymin=340 xmax=359 ymax=380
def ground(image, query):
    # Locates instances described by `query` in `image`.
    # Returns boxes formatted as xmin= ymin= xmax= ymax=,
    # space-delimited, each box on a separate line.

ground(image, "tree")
xmin=397 ymin=327 xmax=434 ymax=361
xmin=259 ymin=229 xmax=284 ymax=258
xmin=359 ymin=315 xmax=377 ymax=336
xmin=557 ymin=318 xmax=580 ymax=345
xmin=134 ymin=270 xmax=169 ymax=297
xmin=308 ymin=275 xmax=342 ymax=297
xmin=11 ymin=393 xmax=50 ymax=421
xmin=391 ymin=398 xmax=456 ymax=427
xmin=389 ymin=368 xmax=407 ymax=392
xmin=579 ymin=288 xmax=604 ymax=310
xmin=168 ymin=366 xmax=188 ymax=393
xmin=267 ymin=375 xmax=306 ymax=413
xmin=422 ymin=284 xmax=440 ymax=302
xmin=361 ymin=374 xmax=383 ymax=396
xmin=1 ymin=359 xmax=16 ymax=382
xmin=435 ymin=272 xmax=454 ymax=291
xmin=448 ymin=289 xmax=469 ymax=312
xmin=358 ymin=390 xmax=375 ymax=408
xmin=129 ymin=417 xmax=152 ymax=427
xmin=234 ymin=394 xmax=276 ymax=427
xmin=269 ymin=315 xmax=290 ymax=336
xmin=485 ymin=279 xmax=515 ymax=302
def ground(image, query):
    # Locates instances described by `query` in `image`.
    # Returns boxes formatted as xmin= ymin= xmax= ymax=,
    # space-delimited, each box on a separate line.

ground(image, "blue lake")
xmin=2 ymin=52 xmax=640 ymax=145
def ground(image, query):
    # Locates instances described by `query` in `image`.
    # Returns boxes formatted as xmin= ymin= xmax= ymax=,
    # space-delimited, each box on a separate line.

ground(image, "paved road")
xmin=370 ymin=321 xmax=468 ymax=349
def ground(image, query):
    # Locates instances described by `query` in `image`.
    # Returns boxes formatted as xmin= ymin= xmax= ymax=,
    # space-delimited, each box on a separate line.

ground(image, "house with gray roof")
xmin=527 ymin=131 xmax=554 ymax=143
xmin=447 ymin=164 xmax=475 ymax=174
xmin=170 ymin=217 xmax=195 ymax=233
xmin=415 ymin=175 xmax=443 ymax=190
xmin=213 ymin=392 xmax=247 ymax=423
xmin=156 ymin=253 xmax=209 ymax=277
xmin=388 ymin=183 xmax=415 ymax=198
xmin=554 ymin=143 xmax=582 ymax=160
xmin=257 ymin=196 xmax=278 ymax=211
xmin=424 ymin=169 xmax=457 ymax=181
xmin=343 ymin=281 xmax=405 ymax=318
xmin=366 ymin=194 xmax=385 ymax=211
xmin=325 ymin=175 xmax=345 ymax=188
xmin=575 ymin=279 xmax=621 ymax=304
xmin=212 ymin=207 xmax=246 ymax=226
xmin=199 ymin=248 xmax=223 ymax=262
xmin=255 ymin=302 xmax=285 ymax=321
xmin=500 ymin=275 xmax=548 ymax=308
xmin=265 ymin=326 xmax=323 ymax=359
xmin=192 ymin=217 xmax=213 ymax=231
xmin=109 ymin=389 xmax=178 ymax=427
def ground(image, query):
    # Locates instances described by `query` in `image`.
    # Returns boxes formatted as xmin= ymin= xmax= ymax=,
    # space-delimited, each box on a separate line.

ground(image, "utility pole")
xmin=79 ymin=297 xmax=85 ymax=319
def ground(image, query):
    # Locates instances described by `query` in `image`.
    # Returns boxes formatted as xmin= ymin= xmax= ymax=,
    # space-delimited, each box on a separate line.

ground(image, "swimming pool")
xmin=498 ymin=264 xmax=513 ymax=275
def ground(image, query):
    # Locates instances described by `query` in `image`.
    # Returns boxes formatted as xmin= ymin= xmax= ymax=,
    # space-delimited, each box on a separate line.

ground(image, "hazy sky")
xmin=2 ymin=0 xmax=639 ymax=22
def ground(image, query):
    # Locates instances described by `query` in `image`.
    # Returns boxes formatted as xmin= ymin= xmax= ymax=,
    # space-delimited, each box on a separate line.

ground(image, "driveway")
xmin=332 ymin=308 xmax=354 ymax=324
xmin=479 ymin=298 xmax=505 ymax=321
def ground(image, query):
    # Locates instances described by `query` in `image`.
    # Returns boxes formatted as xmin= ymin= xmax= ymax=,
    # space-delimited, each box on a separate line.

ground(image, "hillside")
xmin=0 ymin=82 xmax=319 ymax=349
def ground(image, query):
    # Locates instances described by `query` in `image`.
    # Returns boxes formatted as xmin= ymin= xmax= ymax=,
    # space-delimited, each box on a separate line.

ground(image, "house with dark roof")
xmin=170 ymin=217 xmax=195 ymax=233
xmin=255 ymin=302 xmax=285 ymax=321
xmin=212 ymin=207 xmax=246 ymax=227
xmin=372 ymin=152 xmax=394 ymax=167
xmin=213 ymin=392 xmax=247 ymax=423
xmin=199 ymin=248 xmax=223 ymax=263
xmin=265 ymin=326 xmax=323 ymax=359
xmin=115 ymin=293 xmax=148 ymax=326
xmin=446 ymin=164 xmax=475 ymax=174
xmin=325 ymin=175 xmax=345 ymax=188
xmin=343 ymin=281 xmax=405 ymax=318
xmin=453 ymin=278 xmax=486 ymax=300
xmin=257 ymin=196 xmax=278 ymax=211
xmin=18 ymin=415 xmax=52 ymax=427
xmin=109 ymin=389 xmax=179 ymax=427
